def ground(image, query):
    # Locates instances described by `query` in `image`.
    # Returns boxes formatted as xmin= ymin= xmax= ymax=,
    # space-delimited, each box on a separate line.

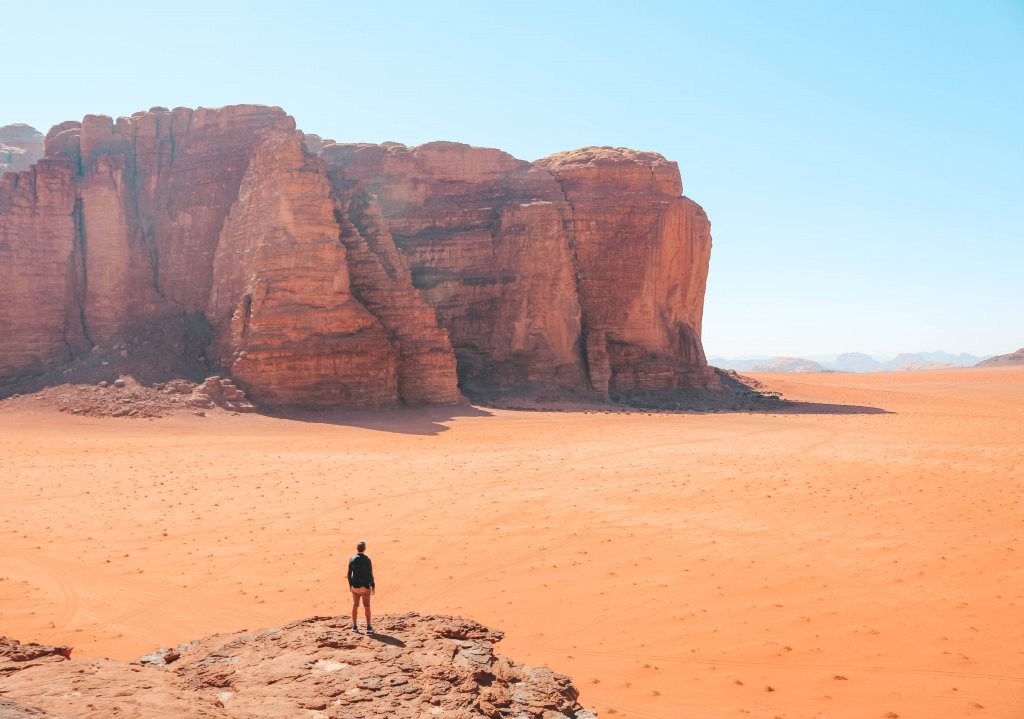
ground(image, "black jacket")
xmin=348 ymin=553 xmax=374 ymax=589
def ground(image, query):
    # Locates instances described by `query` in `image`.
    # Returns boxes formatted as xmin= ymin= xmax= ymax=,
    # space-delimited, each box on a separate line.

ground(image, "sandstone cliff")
xmin=0 ymin=613 xmax=596 ymax=718
xmin=0 ymin=104 xmax=717 ymax=408
xmin=0 ymin=124 xmax=43 ymax=175
xmin=323 ymin=141 xmax=720 ymax=404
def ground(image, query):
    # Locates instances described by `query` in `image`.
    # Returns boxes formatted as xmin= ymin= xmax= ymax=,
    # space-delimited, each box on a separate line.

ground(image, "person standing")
xmin=348 ymin=540 xmax=375 ymax=632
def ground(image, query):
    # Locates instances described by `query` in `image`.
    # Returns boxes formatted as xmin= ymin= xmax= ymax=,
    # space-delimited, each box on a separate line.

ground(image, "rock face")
xmin=0 ymin=124 xmax=44 ymax=175
xmin=0 ymin=104 xmax=717 ymax=408
xmin=976 ymin=347 xmax=1024 ymax=367
xmin=323 ymin=142 xmax=719 ymax=404
xmin=0 ymin=613 xmax=596 ymax=719
xmin=1 ymin=105 xmax=299 ymax=390
xmin=207 ymin=134 xmax=400 ymax=407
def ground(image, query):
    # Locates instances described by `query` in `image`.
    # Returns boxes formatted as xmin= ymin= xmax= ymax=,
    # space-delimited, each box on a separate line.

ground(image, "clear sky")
xmin=5 ymin=1 xmax=1022 ymax=357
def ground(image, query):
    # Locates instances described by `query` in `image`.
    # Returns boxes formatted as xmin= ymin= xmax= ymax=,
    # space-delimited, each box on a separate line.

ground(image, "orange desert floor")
xmin=1 ymin=366 xmax=1022 ymax=718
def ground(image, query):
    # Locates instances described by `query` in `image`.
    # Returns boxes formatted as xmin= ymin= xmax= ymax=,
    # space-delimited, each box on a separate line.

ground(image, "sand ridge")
xmin=1 ymin=367 xmax=1022 ymax=718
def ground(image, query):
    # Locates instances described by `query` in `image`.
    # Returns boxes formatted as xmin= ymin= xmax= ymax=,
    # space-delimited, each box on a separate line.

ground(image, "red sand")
xmin=1 ymin=367 xmax=1022 ymax=718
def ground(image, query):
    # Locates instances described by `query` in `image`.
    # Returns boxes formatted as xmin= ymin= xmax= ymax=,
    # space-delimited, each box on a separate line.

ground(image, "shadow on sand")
xmin=504 ymin=399 xmax=893 ymax=416
xmin=268 ymin=404 xmax=495 ymax=436
xmin=743 ymin=399 xmax=891 ymax=415
xmin=268 ymin=396 xmax=889 ymax=436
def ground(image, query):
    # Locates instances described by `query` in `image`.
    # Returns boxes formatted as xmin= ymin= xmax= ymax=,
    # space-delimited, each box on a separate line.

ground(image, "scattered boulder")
xmin=187 ymin=377 xmax=255 ymax=412
xmin=0 ymin=636 xmax=72 ymax=666
xmin=168 ymin=380 xmax=193 ymax=394
xmin=0 ymin=376 xmax=255 ymax=418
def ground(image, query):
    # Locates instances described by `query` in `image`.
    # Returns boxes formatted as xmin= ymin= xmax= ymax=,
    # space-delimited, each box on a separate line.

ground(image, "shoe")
xmin=366 ymin=625 xmax=374 ymax=633
xmin=352 ymin=624 xmax=358 ymax=631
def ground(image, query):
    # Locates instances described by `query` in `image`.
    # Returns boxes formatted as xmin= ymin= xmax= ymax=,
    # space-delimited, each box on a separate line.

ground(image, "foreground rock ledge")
xmin=0 ymin=613 xmax=596 ymax=719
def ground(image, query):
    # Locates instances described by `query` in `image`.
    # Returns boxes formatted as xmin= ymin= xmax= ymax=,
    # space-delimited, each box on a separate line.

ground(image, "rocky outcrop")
xmin=207 ymin=134 xmax=401 ymax=407
xmin=0 ymin=124 xmax=44 ymax=175
xmin=206 ymin=133 xmax=462 ymax=407
xmin=0 ymin=153 xmax=79 ymax=379
xmin=1 ymin=105 xmax=297 ymax=385
xmin=880 ymin=352 xmax=982 ymax=371
xmin=330 ymin=183 xmax=463 ymax=405
xmin=0 ymin=614 xmax=595 ymax=719
xmin=749 ymin=357 xmax=828 ymax=373
xmin=976 ymin=347 xmax=1024 ymax=367
xmin=0 ymin=104 xmax=717 ymax=408
xmin=186 ymin=376 xmax=255 ymax=412
xmin=322 ymin=142 xmax=586 ymax=400
xmin=537 ymin=148 xmax=716 ymax=401
xmin=323 ymin=142 xmax=719 ymax=404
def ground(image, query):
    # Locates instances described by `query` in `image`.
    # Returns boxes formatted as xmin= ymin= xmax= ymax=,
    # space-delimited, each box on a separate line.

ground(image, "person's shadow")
xmin=367 ymin=632 xmax=405 ymax=647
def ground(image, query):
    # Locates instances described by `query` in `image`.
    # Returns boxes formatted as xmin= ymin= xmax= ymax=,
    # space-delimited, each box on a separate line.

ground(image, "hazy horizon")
xmin=4 ymin=1 xmax=1021 ymax=358
xmin=708 ymin=349 xmax=995 ymax=361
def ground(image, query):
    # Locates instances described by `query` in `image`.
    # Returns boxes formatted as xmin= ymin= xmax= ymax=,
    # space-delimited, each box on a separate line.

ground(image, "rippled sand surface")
xmin=2 ymin=367 xmax=1022 ymax=718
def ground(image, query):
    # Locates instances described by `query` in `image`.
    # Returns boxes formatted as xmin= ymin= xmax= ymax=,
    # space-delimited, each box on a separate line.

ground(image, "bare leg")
xmin=351 ymin=593 xmax=359 ymax=627
xmin=363 ymin=597 xmax=372 ymax=629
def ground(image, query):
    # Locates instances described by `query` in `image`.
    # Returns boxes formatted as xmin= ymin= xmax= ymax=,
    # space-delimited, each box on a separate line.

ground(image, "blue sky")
xmin=5 ymin=1 xmax=1022 ymax=356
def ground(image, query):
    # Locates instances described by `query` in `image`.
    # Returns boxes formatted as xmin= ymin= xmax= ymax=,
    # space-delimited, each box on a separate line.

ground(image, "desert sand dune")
xmin=1 ymin=367 xmax=1022 ymax=718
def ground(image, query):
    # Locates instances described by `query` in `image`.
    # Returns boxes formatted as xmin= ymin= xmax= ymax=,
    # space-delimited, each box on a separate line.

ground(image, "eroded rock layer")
xmin=0 ymin=613 xmax=596 ymax=719
xmin=0 ymin=104 xmax=717 ymax=408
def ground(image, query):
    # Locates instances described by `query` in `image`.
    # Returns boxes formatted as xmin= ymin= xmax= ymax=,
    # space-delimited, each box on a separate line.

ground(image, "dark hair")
xmin=357 ymin=540 xmax=366 ymax=552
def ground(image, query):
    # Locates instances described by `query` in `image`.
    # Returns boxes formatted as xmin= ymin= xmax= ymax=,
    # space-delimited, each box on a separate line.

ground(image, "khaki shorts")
xmin=351 ymin=586 xmax=372 ymax=602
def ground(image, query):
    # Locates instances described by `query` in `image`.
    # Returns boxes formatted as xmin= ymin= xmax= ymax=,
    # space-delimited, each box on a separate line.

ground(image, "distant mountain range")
xmin=976 ymin=347 xmax=1024 ymax=367
xmin=709 ymin=350 xmax=994 ymax=373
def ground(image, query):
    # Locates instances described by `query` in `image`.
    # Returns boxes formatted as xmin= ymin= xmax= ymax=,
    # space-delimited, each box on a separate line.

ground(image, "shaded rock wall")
xmin=0 ymin=104 xmax=715 ymax=408
xmin=0 ymin=158 xmax=80 ymax=376
xmin=332 ymin=185 xmax=463 ymax=405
